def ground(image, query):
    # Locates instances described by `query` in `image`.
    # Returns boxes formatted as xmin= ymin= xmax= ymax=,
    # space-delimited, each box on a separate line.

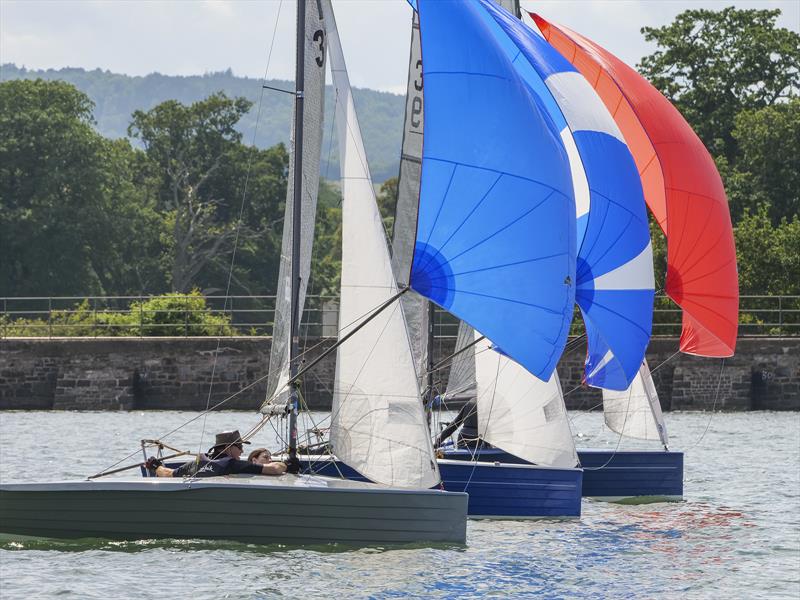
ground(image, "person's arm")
xmin=260 ymin=461 xmax=288 ymax=475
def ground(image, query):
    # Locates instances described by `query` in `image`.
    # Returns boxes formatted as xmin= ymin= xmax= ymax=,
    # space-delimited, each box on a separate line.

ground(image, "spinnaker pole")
xmin=288 ymin=0 xmax=306 ymax=462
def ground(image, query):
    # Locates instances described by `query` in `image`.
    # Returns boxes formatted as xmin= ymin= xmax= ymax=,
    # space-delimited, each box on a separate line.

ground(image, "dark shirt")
xmin=172 ymin=454 xmax=263 ymax=478
xmin=435 ymin=397 xmax=479 ymax=447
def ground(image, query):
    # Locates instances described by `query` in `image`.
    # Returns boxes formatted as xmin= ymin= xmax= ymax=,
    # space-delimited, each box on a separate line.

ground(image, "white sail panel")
xmin=322 ymin=0 xmax=439 ymax=489
xmin=474 ymin=333 xmax=578 ymax=468
xmin=265 ymin=0 xmax=327 ymax=407
xmin=603 ymin=360 xmax=669 ymax=445
xmin=391 ymin=12 xmax=428 ymax=382
xmin=444 ymin=321 xmax=477 ymax=401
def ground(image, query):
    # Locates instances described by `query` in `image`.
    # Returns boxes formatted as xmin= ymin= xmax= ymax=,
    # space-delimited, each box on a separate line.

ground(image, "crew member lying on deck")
xmin=147 ymin=430 xmax=298 ymax=477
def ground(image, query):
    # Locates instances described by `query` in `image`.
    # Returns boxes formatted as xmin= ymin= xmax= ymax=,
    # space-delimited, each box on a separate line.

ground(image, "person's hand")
xmin=145 ymin=457 xmax=163 ymax=472
xmin=284 ymin=456 xmax=301 ymax=474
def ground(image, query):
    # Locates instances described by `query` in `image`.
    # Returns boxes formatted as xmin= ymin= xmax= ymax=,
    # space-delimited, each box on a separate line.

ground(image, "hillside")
xmin=0 ymin=64 xmax=405 ymax=182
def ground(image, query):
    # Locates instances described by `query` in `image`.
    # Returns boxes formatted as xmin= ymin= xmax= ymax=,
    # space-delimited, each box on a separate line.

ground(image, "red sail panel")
xmin=532 ymin=13 xmax=739 ymax=357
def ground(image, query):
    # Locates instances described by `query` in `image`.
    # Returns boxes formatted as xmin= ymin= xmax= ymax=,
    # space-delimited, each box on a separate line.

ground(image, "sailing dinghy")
xmin=431 ymin=0 xmax=656 ymax=514
xmin=0 ymin=0 xmax=468 ymax=546
xmin=305 ymin=0 xmax=587 ymax=518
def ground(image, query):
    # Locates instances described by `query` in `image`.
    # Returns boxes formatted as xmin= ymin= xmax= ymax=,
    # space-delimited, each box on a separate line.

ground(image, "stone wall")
xmin=0 ymin=337 xmax=797 ymax=411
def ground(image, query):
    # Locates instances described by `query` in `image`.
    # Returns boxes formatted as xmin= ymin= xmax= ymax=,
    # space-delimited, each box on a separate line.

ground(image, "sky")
xmin=1 ymin=0 xmax=798 ymax=94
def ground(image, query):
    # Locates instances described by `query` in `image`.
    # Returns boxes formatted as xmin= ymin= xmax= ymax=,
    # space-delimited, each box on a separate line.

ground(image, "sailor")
xmin=433 ymin=397 xmax=486 ymax=449
xmin=147 ymin=430 xmax=299 ymax=477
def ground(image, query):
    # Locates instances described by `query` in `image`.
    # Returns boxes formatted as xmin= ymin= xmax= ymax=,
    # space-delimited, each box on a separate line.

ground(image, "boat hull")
xmin=577 ymin=450 xmax=684 ymax=502
xmin=302 ymin=455 xmax=583 ymax=519
xmin=0 ymin=475 xmax=468 ymax=546
xmin=439 ymin=447 xmax=683 ymax=502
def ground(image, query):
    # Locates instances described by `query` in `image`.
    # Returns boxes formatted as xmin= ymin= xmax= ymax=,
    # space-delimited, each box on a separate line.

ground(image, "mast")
xmin=288 ymin=0 xmax=306 ymax=461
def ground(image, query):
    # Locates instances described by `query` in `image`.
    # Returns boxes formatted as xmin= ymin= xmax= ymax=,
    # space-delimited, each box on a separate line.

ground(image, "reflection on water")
xmin=1 ymin=411 xmax=798 ymax=599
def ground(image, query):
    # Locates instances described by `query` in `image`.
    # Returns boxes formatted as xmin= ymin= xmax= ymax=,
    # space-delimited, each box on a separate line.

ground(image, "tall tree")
xmin=128 ymin=93 xmax=253 ymax=292
xmin=0 ymin=79 xmax=162 ymax=297
xmin=638 ymin=7 xmax=799 ymax=162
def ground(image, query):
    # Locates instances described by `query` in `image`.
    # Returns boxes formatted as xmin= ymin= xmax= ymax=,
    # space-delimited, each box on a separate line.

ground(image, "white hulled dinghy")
xmin=0 ymin=0 xmax=467 ymax=546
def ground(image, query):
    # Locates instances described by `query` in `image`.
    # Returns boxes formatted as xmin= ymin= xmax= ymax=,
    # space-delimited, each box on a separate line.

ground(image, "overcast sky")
xmin=2 ymin=0 xmax=798 ymax=94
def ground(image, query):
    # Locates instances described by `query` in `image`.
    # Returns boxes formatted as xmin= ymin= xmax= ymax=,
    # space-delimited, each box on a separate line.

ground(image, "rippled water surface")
xmin=1 ymin=410 xmax=798 ymax=599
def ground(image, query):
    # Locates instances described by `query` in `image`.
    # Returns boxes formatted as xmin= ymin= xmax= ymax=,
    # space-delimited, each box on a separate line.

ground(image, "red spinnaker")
xmin=532 ymin=13 xmax=739 ymax=357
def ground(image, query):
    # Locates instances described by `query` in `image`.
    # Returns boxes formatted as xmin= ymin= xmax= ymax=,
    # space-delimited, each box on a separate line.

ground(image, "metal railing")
xmin=0 ymin=294 xmax=797 ymax=339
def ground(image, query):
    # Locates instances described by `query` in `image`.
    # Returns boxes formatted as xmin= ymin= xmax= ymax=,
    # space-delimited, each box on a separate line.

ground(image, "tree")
xmin=639 ymin=7 xmax=799 ymax=162
xmin=734 ymin=208 xmax=800 ymax=297
xmin=730 ymin=99 xmax=799 ymax=225
xmin=128 ymin=93 xmax=253 ymax=292
xmin=0 ymin=79 xmax=162 ymax=296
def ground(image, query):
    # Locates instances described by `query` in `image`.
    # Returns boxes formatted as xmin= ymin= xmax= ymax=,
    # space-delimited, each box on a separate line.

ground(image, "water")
xmin=1 ymin=410 xmax=798 ymax=599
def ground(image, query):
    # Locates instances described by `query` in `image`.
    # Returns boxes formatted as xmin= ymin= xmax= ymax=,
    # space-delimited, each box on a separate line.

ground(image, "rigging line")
xmin=686 ymin=358 xmax=726 ymax=451
xmin=260 ymin=287 xmax=411 ymax=410
xmin=288 ymin=286 xmax=409 ymax=387
xmin=461 ymin=353 xmax=503 ymax=492
xmin=429 ymin=334 xmax=486 ymax=375
xmin=91 ymin=370 xmax=274 ymax=478
xmin=196 ymin=0 xmax=286 ymax=459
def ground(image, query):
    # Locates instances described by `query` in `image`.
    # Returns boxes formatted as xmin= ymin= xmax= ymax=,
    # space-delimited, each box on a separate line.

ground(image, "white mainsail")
xmin=474 ymin=333 xmax=579 ymax=468
xmin=264 ymin=0 xmax=327 ymax=407
xmin=603 ymin=360 xmax=669 ymax=446
xmin=322 ymin=0 xmax=439 ymax=489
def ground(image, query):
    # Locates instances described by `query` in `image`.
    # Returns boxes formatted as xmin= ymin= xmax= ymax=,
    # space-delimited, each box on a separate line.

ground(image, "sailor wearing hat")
xmin=148 ymin=430 xmax=297 ymax=478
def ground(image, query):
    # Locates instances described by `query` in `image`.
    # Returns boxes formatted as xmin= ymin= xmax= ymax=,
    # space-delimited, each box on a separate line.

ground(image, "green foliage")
xmin=377 ymin=177 xmax=399 ymax=239
xmin=734 ymin=208 xmax=800 ymax=296
xmin=0 ymin=292 xmax=237 ymax=337
xmin=309 ymin=180 xmax=342 ymax=298
xmin=0 ymin=79 xmax=166 ymax=297
xmin=728 ymin=100 xmax=800 ymax=225
xmin=128 ymin=93 xmax=254 ymax=293
xmin=639 ymin=7 xmax=799 ymax=162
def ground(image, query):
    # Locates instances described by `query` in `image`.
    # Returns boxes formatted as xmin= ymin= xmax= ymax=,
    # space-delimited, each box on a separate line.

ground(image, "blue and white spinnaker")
xmin=410 ymin=0 xmax=577 ymax=381
xmin=477 ymin=0 xmax=654 ymax=390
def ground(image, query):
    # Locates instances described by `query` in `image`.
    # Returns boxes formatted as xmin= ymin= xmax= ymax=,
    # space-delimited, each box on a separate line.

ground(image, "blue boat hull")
xmin=577 ymin=449 xmax=683 ymax=502
xmin=300 ymin=455 xmax=583 ymax=519
xmin=440 ymin=448 xmax=683 ymax=502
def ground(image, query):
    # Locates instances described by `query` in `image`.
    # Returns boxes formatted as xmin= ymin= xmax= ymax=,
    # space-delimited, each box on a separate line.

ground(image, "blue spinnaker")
xmin=477 ymin=0 xmax=655 ymax=390
xmin=411 ymin=0 xmax=576 ymax=380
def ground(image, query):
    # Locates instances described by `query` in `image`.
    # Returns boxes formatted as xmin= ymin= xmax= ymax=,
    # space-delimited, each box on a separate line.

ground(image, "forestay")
xmin=533 ymin=13 xmax=739 ymax=358
xmin=264 ymin=0 xmax=327 ymax=406
xmin=322 ymin=0 xmax=439 ymax=489
xmin=603 ymin=361 xmax=668 ymax=446
xmin=411 ymin=0 xmax=576 ymax=381
xmin=478 ymin=0 xmax=654 ymax=390
xmin=475 ymin=333 xmax=578 ymax=468
xmin=391 ymin=12 xmax=428 ymax=382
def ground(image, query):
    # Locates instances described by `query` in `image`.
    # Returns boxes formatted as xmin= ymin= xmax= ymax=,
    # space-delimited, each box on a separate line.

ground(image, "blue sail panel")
xmin=477 ymin=0 xmax=654 ymax=389
xmin=412 ymin=0 xmax=576 ymax=380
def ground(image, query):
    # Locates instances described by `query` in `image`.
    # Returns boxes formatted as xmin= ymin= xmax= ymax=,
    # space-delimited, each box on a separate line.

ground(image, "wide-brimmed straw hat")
xmin=213 ymin=430 xmax=250 ymax=449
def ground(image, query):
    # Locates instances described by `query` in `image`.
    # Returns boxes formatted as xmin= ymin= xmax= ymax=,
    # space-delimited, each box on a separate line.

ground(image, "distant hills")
xmin=1 ymin=64 xmax=405 ymax=182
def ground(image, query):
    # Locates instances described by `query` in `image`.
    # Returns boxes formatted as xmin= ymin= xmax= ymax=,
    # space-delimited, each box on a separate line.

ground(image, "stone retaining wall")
xmin=0 ymin=337 xmax=797 ymax=411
